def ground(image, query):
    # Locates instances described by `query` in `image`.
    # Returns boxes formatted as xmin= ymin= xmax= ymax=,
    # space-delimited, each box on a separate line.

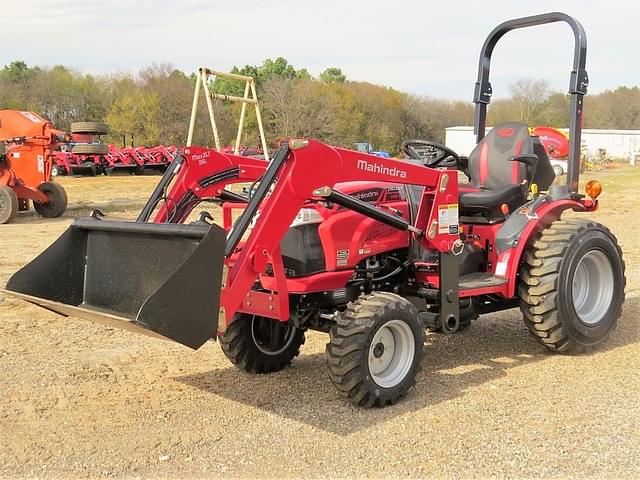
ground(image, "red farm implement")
xmin=53 ymin=143 xmax=178 ymax=176
xmin=0 ymin=110 xmax=69 ymax=223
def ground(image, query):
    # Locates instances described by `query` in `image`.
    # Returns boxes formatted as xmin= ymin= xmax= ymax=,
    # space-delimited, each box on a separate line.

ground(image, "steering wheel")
xmin=402 ymin=140 xmax=459 ymax=168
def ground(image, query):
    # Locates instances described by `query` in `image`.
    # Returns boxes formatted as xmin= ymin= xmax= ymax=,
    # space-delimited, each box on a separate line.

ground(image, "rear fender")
xmin=496 ymin=197 xmax=594 ymax=298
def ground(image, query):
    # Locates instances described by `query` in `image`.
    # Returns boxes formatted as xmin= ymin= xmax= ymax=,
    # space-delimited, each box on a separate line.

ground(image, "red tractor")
xmin=4 ymin=13 xmax=626 ymax=407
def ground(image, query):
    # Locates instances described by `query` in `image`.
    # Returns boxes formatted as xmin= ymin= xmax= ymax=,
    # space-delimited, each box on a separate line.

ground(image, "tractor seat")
xmin=459 ymin=183 xmax=524 ymax=211
xmin=403 ymin=123 xmax=555 ymax=223
xmin=459 ymin=121 xmax=535 ymax=220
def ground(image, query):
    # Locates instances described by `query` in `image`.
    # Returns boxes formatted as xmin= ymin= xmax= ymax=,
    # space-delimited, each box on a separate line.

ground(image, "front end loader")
xmin=3 ymin=12 xmax=626 ymax=408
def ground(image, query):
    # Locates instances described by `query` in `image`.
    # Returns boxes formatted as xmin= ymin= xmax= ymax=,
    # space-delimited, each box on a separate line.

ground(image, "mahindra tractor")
xmin=3 ymin=13 xmax=626 ymax=407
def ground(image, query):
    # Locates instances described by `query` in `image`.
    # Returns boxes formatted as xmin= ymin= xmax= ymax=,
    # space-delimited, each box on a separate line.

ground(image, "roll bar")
xmin=473 ymin=12 xmax=588 ymax=194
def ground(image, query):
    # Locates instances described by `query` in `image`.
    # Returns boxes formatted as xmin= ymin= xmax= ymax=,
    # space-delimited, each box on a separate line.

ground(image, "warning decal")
xmin=438 ymin=204 xmax=459 ymax=235
xmin=336 ymin=249 xmax=349 ymax=266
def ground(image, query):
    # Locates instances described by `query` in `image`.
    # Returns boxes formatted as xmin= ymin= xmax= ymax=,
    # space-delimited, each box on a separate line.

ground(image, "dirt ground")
xmin=1 ymin=169 xmax=639 ymax=479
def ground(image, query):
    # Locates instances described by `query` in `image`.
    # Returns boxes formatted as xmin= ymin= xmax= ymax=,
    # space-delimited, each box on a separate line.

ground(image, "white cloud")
xmin=0 ymin=0 xmax=638 ymax=99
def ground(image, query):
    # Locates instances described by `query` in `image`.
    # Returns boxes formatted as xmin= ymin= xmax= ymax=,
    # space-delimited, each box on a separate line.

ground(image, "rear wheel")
xmin=219 ymin=313 xmax=305 ymax=373
xmin=326 ymin=292 xmax=424 ymax=408
xmin=33 ymin=182 xmax=68 ymax=218
xmin=518 ymin=218 xmax=625 ymax=353
xmin=0 ymin=185 xmax=18 ymax=224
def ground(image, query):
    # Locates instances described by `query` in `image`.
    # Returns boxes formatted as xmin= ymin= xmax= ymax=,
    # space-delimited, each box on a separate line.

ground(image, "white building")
xmin=445 ymin=126 xmax=640 ymax=164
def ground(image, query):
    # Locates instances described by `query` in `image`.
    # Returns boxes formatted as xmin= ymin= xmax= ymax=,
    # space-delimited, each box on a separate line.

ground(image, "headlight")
xmin=290 ymin=208 xmax=323 ymax=227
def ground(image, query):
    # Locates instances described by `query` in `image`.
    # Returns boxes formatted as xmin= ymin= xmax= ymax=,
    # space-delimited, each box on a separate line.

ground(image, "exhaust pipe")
xmin=3 ymin=217 xmax=226 ymax=349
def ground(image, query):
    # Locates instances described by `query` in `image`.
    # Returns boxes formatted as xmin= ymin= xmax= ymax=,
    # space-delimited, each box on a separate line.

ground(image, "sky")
xmin=0 ymin=0 xmax=638 ymax=100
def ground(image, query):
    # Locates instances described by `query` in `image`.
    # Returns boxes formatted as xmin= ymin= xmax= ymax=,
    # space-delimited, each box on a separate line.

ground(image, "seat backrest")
xmin=467 ymin=122 xmax=533 ymax=190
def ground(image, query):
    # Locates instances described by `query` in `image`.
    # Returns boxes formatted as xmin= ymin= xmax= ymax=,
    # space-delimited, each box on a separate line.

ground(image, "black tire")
xmin=51 ymin=164 xmax=60 ymax=177
xmin=33 ymin=182 xmax=68 ymax=218
xmin=326 ymin=292 xmax=424 ymax=408
xmin=71 ymin=143 xmax=109 ymax=155
xmin=70 ymin=121 xmax=109 ymax=135
xmin=82 ymin=161 xmax=97 ymax=177
xmin=0 ymin=185 xmax=18 ymax=224
xmin=219 ymin=313 xmax=305 ymax=373
xmin=518 ymin=218 xmax=625 ymax=353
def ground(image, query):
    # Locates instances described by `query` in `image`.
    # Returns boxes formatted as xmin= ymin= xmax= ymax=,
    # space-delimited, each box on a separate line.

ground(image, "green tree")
xmin=105 ymin=91 xmax=161 ymax=145
xmin=2 ymin=61 xmax=30 ymax=82
xmin=319 ymin=67 xmax=346 ymax=84
xmin=138 ymin=64 xmax=196 ymax=145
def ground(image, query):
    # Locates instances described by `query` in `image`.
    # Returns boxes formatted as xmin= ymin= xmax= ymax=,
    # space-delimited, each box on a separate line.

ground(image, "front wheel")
xmin=33 ymin=182 xmax=68 ymax=218
xmin=219 ymin=314 xmax=305 ymax=373
xmin=518 ymin=218 xmax=625 ymax=353
xmin=326 ymin=292 xmax=424 ymax=408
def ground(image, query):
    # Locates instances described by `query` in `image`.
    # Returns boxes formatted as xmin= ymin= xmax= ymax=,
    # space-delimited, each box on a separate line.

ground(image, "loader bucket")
xmin=3 ymin=217 xmax=226 ymax=349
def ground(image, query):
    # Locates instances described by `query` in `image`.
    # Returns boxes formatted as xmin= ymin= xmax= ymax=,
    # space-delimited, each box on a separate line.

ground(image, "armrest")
xmin=509 ymin=153 xmax=538 ymax=167
xmin=457 ymin=155 xmax=471 ymax=179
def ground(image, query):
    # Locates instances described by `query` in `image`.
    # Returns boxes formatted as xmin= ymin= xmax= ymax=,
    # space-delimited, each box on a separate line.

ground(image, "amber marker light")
xmin=289 ymin=139 xmax=309 ymax=150
xmin=585 ymin=180 xmax=602 ymax=199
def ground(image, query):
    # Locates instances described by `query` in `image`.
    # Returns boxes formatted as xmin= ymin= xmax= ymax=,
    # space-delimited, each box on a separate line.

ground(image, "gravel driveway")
xmin=1 ymin=171 xmax=638 ymax=478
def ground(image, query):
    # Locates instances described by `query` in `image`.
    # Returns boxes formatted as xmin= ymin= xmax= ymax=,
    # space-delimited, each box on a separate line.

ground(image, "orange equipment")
xmin=0 ymin=110 xmax=68 ymax=224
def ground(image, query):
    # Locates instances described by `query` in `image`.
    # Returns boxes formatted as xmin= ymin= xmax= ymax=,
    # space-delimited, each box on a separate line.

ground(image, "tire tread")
xmin=326 ymin=292 xmax=424 ymax=408
xmin=518 ymin=218 xmax=625 ymax=353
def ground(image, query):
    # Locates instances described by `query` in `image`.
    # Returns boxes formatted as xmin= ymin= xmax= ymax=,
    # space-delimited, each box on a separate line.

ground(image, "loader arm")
xmin=136 ymin=146 xmax=268 ymax=224
xmin=221 ymin=139 xmax=460 ymax=324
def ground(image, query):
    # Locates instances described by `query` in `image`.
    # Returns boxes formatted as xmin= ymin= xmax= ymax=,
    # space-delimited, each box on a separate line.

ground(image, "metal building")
xmin=445 ymin=126 xmax=640 ymax=164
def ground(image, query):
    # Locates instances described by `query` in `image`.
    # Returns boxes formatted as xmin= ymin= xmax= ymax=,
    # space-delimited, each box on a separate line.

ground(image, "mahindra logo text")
xmin=357 ymin=159 xmax=407 ymax=179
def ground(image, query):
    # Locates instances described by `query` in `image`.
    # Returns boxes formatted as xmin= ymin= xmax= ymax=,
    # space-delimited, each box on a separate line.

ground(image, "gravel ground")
xmin=0 ymin=170 xmax=639 ymax=479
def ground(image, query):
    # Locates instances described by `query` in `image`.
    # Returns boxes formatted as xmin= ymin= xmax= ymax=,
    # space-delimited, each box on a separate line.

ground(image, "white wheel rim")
xmin=368 ymin=319 xmax=415 ymax=388
xmin=572 ymin=249 xmax=614 ymax=325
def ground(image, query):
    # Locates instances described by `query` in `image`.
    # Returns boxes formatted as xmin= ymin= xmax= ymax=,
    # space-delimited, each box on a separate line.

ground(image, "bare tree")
xmin=509 ymin=79 xmax=553 ymax=124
